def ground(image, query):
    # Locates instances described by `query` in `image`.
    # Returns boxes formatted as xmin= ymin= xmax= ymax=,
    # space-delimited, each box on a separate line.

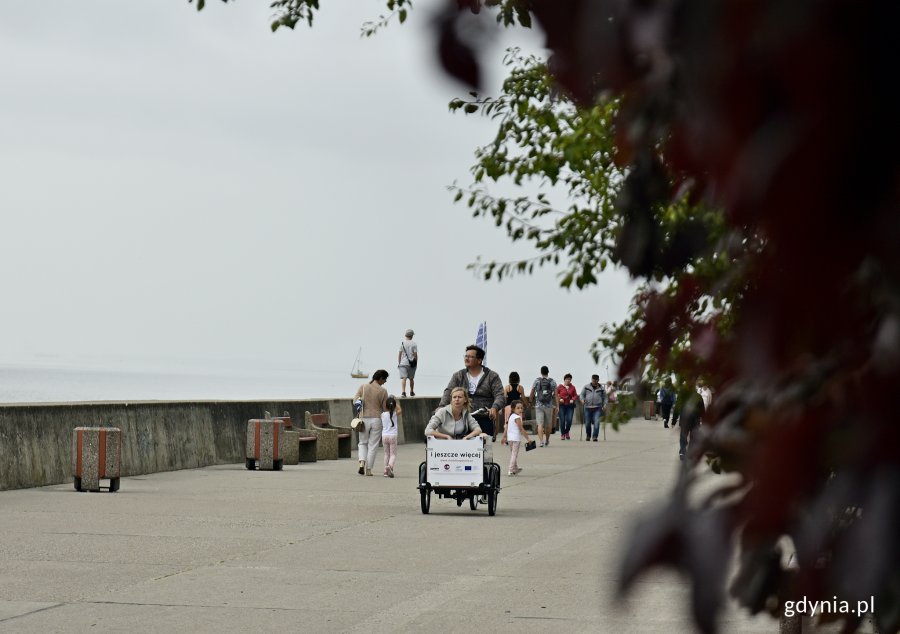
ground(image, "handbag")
xmin=350 ymin=418 xmax=365 ymax=431
xmin=524 ymin=440 xmax=537 ymax=451
xmin=402 ymin=342 xmax=417 ymax=368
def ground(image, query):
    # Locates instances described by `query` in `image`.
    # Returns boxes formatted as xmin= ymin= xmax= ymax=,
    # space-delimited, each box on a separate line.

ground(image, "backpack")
xmin=536 ymin=377 xmax=553 ymax=406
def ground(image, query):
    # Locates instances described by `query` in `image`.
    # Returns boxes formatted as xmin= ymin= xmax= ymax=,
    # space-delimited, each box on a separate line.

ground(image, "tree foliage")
xmin=192 ymin=1 xmax=900 ymax=631
xmin=436 ymin=2 xmax=900 ymax=633
xmin=448 ymin=48 xmax=747 ymax=425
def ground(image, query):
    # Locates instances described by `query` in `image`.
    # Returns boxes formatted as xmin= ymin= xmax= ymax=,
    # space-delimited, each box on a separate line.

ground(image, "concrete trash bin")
xmin=73 ymin=427 xmax=122 ymax=492
xmin=246 ymin=419 xmax=285 ymax=471
xmin=643 ymin=401 xmax=655 ymax=420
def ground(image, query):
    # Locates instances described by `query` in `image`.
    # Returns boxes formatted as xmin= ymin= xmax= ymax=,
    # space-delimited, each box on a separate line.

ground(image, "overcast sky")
xmin=0 ymin=1 xmax=635 ymax=398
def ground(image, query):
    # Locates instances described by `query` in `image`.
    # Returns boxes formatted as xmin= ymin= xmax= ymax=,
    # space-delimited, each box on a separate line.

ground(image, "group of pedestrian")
xmin=346 ymin=329 xmax=418 ymax=478
xmin=357 ymin=332 xmax=670 ymax=482
xmin=652 ymin=377 xmax=714 ymax=460
xmin=434 ymin=346 xmax=621 ymax=477
xmin=351 ymin=368 xmax=408 ymax=478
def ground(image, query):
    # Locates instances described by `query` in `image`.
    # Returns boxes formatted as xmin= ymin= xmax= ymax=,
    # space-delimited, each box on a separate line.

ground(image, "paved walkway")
xmin=0 ymin=418 xmax=779 ymax=633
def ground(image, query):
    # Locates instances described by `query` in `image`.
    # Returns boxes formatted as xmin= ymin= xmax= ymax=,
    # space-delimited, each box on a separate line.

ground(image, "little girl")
xmin=501 ymin=400 xmax=531 ymax=476
xmin=381 ymin=396 xmax=400 ymax=477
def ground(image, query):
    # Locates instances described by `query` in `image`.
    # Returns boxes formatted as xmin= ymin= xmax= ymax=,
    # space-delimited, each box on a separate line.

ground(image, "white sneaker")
xmin=507 ymin=471 xmax=515 ymax=476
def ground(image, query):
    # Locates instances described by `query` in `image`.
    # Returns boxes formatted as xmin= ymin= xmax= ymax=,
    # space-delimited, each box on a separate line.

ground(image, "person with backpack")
xmin=529 ymin=366 xmax=558 ymax=447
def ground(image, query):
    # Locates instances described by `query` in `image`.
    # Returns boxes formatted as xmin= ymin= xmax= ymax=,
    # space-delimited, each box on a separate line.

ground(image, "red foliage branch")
xmin=437 ymin=1 xmax=900 ymax=631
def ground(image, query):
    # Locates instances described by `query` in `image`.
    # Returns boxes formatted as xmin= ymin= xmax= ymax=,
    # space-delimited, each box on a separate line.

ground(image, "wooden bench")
xmin=304 ymin=411 xmax=351 ymax=459
xmin=266 ymin=411 xmax=293 ymax=429
xmin=309 ymin=412 xmax=353 ymax=458
xmin=281 ymin=430 xmax=300 ymax=465
xmin=297 ymin=430 xmax=318 ymax=462
xmin=73 ymin=426 xmax=121 ymax=492
xmin=264 ymin=412 xmax=301 ymax=465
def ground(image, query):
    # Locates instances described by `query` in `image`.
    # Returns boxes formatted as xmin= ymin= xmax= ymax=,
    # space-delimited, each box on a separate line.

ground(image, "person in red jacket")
xmin=557 ymin=373 xmax=578 ymax=440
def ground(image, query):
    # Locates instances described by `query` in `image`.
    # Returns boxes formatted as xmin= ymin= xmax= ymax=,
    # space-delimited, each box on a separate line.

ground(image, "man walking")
xmin=679 ymin=390 xmax=705 ymax=460
xmin=397 ymin=329 xmax=417 ymax=397
xmin=660 ymin=379 xmax=676 ymax=428
xmin=529 ymin=366 xmax=558 ymax=447
xmin=440 ymin=344 xmax=505 ymax=440
xmin=580 ymin=374 xmax=607 ymax=441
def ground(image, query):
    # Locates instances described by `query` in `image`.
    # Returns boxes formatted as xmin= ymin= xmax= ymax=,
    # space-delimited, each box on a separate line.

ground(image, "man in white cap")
xmin=397 ymin=329 xmax=418 ymax=397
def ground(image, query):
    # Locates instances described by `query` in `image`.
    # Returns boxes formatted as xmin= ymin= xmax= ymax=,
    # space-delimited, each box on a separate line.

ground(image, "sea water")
xmin=0 ymin=360 xmax=353 ymax=403
xmin=0 ymin=357 xmax=442 ymax=404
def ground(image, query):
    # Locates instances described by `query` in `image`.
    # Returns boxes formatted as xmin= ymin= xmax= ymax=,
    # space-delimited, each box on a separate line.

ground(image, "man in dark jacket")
xmin=440 ymin=344 xmax=505 ymax=440
xmin=660 ymin=379 xmax=676 ymax=428
xmin=679 ymin=391 xmax=705 ymax=460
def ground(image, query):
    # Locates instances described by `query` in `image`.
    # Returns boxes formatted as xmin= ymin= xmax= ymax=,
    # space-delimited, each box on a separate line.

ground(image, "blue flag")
xmin=475 ymin=321 xmax=487 ymax=363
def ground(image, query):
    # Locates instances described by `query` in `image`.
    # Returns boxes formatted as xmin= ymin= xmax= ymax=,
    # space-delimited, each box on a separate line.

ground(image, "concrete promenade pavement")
xmin=0 ymin=418 xmax=779 ymax=633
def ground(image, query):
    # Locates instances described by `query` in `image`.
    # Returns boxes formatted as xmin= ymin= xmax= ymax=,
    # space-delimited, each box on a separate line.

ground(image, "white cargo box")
xmin=426 ymin=438 xmax=484 ymax=487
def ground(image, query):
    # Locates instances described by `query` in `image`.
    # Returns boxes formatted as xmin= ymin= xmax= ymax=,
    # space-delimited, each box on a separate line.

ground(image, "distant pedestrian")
xmin=660 ymin=379 xmax=676 ymax=428
xmin=381 ymin=395 xmax=400 ymax=477
xmin=397 ymin=329 xmax=418 ymax=397
xmin=557 ymin=373 xmax=578 ymax=439
xmin=352 ymin=369 xmax=388 ymax=476
xmin=670 ymin=387 xmax=681 ymax=428
xmin=697 ymin=378 xmax=713 ymax=411
xmin=679 ymin=389 xmax=705 ymax=460
xmin=502 ymin=371 xmax=529 ymax=433
xmin=439 ymin=345 xmax=505 ymax=440
xmin=655 ymin=386 xmax=663 ymax=420
xmin=606 ymin=381 xmax=618 ymax=404
xmin=580 ymin=374 xmax=607 ymax=441
xmin=501 ymin=400 xmax=532 ymax=476
xmin=529 ymin=366 xmax=558 ymax=447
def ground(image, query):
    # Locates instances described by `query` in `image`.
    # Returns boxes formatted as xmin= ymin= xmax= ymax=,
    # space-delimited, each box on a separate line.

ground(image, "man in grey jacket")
xmin=439 ymin=344 xmax=505 ymax=440
xmin=580 ymin=374 xmax=608 ymax=441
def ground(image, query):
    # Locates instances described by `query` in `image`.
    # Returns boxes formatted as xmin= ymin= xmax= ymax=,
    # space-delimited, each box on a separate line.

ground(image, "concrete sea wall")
xmin=0 ymin=397 xmax=441 ymax=491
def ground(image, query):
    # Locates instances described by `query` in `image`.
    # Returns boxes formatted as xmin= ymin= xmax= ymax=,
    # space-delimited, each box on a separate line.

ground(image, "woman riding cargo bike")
xmin=418 ymin=387 xmax=501 ymax=515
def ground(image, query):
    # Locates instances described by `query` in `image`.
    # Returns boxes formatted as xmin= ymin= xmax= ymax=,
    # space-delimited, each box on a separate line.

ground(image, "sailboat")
xmin=350 ymin=348 xmax=369 ymax=379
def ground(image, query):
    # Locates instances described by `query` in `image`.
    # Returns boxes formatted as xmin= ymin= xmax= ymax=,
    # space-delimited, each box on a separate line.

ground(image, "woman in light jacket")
xmin=352 ymin=369 xmax=389 ymax=476
xmin=425 ymin=387 xmax=482 ymax=440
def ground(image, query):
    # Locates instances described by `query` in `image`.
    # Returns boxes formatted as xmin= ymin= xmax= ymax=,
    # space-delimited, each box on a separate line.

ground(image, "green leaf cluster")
xmin=190 ymin=1 xmax=531 ymax=34
xmin=450 ymin=49 xmax=755 ymax=385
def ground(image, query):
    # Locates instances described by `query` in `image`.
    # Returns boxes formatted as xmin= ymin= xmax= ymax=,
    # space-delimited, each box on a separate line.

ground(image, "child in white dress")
xmin=381 ymin=396 xmax=400 ymax=477
xmin=501 ymin=401 xmax=531 ymax=476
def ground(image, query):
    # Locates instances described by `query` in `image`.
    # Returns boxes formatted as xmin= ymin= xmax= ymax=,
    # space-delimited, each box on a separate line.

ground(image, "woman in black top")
xmin=503 ymin=372 xmax=530 ymax=435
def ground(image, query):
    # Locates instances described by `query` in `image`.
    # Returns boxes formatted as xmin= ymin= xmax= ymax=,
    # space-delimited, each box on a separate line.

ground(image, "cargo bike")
xmin=417 ymin=423 xmax=501 ymax=516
